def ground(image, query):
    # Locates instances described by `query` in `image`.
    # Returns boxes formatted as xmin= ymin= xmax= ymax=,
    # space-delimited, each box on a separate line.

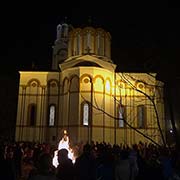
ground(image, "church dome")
xmin=67 ymin=26 xmax=111 ymax=60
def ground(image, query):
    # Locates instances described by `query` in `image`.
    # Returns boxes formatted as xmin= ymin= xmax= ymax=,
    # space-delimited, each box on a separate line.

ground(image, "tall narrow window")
xmin=61 ymin=25 xmax=68 ymax=38
xmin=99 ymin=35 xmax=104 ymax=56
xmin=137 ymin=105 xmax=146 ymax=128
xmin=57 ymin=25 xmax=62 ymax=40
xmin=28 ymin=104 xmax=36 ymax=126
xmin=87 ymin=32 xmax=91 ymax=50
xmin=97 ymin=33 xmax=101 ymax=55
xmin=76 ymin=34 xmax=81 ymax=55
xmin=83 ymin=103 xmax=89 ymax=126
xmin=49 ymin=105 xmax=56 ymax=126
xmin=118 ymin=104 xmax=126 ymax=128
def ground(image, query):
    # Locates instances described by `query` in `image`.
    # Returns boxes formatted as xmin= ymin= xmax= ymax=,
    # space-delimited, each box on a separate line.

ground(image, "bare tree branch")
xmin=118 ymin=73 xmax=166 ymax=146
xmin=80 ymin=92 xmax=162 ymax=147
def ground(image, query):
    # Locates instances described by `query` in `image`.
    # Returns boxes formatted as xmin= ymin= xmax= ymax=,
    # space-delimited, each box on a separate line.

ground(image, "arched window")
xmin=97 ymin=33 xmax=100 ymax=53
xmin=28 ymin=104 xmax=36 ymax=126
xmin=82 ymin=102 xmax=89 ymax=126
xmin=76 ymin=33 xmax=81 ymax=55
xmin=61 ymin=24 xmax=68 ymax=38
xmin=137 ymin=105 xmax=146 ymax=128
xmin=57 ymin=24 xmax=62 ymax=40
xmin=118 ymin=104 xmax=126 ymax=128
xmin=87 ymin=32 xmax=91 ymax=49
xmin=97 ymin=33 xmax=104 ymax=56
xmin=48 ymin=104 xmax=56 ymax=126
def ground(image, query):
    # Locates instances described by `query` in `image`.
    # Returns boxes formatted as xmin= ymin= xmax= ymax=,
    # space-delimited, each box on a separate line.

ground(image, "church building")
xmin=15 ymin=23 xmax=165 ymax=146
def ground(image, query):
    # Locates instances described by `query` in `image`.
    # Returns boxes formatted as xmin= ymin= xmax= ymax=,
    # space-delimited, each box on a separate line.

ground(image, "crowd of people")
xmin=0 ymin=138 xmax=180 ymax=180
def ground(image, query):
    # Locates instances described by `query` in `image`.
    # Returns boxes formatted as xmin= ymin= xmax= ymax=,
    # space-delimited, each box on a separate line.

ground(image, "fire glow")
xmin=52 ymin=130 xmax=75 ymax=168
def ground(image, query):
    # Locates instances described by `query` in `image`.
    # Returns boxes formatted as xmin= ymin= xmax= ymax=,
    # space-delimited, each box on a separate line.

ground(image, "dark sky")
xmin=1 ymin=2 xmax=179 ymax=81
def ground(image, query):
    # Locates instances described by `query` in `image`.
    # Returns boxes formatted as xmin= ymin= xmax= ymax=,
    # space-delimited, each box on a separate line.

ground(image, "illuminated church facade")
xmin=15 ymin=23 xmax=165 ymax=145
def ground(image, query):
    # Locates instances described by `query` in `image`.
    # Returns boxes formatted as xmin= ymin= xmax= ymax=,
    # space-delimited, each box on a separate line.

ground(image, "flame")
xmin=63 ymin=130 xmax=67 ymax=134
xmin=52 ymin=130 xmax=75 ymax=168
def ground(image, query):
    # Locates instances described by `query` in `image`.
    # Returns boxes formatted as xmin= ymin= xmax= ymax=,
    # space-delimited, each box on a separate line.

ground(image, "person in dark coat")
xmin=56 ymin=149 xmax=74 ymax=180
xmin=28 ymin=152 xmax=57 ymax=180
xmin=74 ymin=143 xmax=96 ymax=180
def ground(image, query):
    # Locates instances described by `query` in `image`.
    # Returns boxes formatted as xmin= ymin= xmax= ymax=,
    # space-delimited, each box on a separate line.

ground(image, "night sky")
xmin=0 ymin=2 xmax=180 ymax=139
xmin=1 ymin=2 xmax=179 ymax=78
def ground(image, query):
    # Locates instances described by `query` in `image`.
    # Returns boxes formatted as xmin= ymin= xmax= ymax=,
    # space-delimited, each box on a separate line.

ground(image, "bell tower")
xmin=52 ymin=22 xmax=73 ymax=70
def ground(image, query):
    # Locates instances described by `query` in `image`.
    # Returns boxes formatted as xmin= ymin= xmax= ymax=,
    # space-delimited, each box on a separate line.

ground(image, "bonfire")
xmin=52 ymin=130 xmax=75 ymax=168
